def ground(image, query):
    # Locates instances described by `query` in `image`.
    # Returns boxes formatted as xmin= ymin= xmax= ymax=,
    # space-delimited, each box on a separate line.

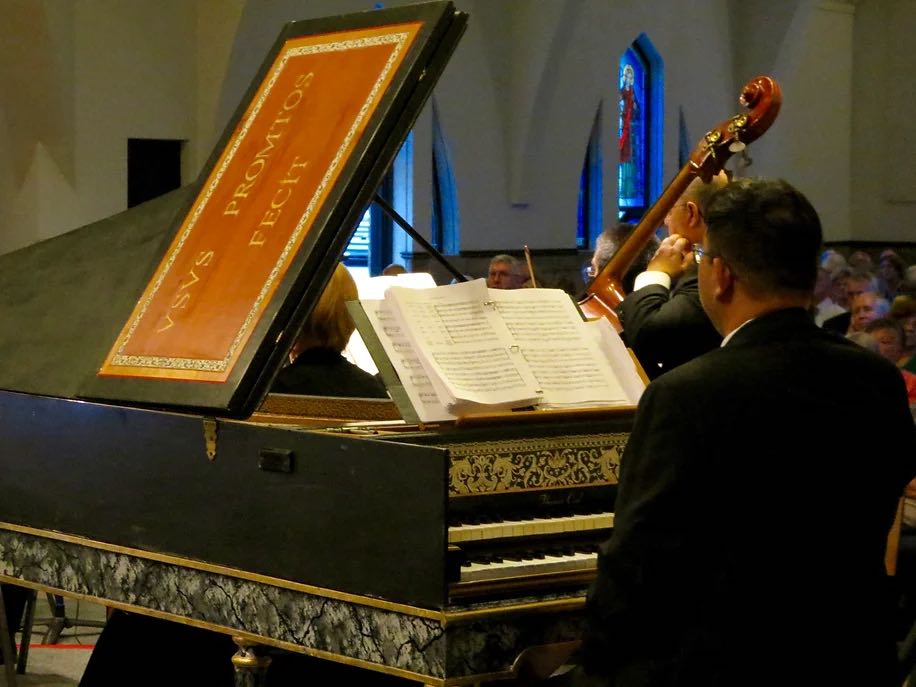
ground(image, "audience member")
xmin=891 ymin=296 xmax=916 ymax=373
xmin=821 ymin=270 xmax=880 ymax=333
xmin=848 ymin=249 xmax=875 ymax=272
xmin=829 ymin=265 xmax=852 ymax=309
xmin=878 ymin=250 xmax=906 ymax=300
xmin=588 ymin=222 xmax=661 ymax=293
xmin=847 ymin=327 xmax=916 ymax=405
xmin=865 ymin=317 xmax=906 ymax=364
xmin=819 ymin=248 xmax=847 ymax=275
xmin=272 ymin=263 xmax=387 ymax=398
xmin=901 ymin=265 xmax=916 ymax=299
xmin=553 ymin=177 xmax=916 ymax=687
xmin=381 ymin=263 xmax=407 ymax=276
xmin=486 ymin=254 xmax=526 ymax=289
xmin=812 ymin=266 xmax=846 ymax=326
xmin=846 ymin=330 xmax=880 ymax=353
xmin=849 ymin=291 xmax=890 ymax=334
xmin=614 ymin=172 xmax=727 ymax=378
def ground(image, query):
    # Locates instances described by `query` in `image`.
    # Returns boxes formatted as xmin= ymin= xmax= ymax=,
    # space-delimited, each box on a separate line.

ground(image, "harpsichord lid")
xmin=0 ymin=1 xmax=465 ymax=418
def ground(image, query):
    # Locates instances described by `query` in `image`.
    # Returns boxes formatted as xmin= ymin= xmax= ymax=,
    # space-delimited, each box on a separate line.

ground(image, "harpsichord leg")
xmin=0 ymin=587 xmax=18 ymax=687
xmin=231 ymin=636 xmax=272 ymax=687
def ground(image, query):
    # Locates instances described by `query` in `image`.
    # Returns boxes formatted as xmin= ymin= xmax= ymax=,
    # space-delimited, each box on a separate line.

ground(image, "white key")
xmin=459 ymin=550 xmax=597 ymax=582
xmin=448 ymin=512 xmax=613 ymax=544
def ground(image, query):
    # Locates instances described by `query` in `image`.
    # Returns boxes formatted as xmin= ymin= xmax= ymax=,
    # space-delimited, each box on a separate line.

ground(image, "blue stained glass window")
xmin=578 ymin=35 xmax=662 ymax=246
xmin=618 ymin=48 xmax=647 ymax=212
xmin=343 ymin=209 xmax=371 ymax=267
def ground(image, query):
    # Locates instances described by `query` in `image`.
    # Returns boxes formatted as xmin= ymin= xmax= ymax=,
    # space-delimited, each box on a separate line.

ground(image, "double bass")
xmin=579 ymin=75 xmax=782 ymax=330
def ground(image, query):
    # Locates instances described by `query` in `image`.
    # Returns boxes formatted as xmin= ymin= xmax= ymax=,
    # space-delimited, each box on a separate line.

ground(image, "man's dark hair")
xmin=703 ymin=178 xmax=822 ymax=297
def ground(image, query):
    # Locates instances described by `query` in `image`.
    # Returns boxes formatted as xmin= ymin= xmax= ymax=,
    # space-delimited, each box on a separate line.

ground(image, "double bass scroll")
xmin=579 ymin=75 xmax=782 ymax=331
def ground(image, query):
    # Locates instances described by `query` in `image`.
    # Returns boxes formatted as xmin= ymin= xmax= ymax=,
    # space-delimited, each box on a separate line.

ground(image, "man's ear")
xmin=685 ymin=200 xmax=702 ymax=227
xmin=713 ymin=257 xmax=735 ymax=301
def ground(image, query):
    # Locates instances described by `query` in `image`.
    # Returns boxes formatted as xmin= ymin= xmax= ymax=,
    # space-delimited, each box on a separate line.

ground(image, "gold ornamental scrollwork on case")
xmin=446 ymin=433 xmax=628 ymax=496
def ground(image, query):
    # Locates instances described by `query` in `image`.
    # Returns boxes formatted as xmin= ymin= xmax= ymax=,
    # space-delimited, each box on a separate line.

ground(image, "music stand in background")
xmin=30 ymin=593 xmax=105 ymax=645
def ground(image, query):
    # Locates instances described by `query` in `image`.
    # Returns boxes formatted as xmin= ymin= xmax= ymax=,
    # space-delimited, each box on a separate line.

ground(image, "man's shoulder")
xmin=644 ymin=345 xmax=727 ymax=392
xmin=654 ymin=319 xmax=903 ymax=389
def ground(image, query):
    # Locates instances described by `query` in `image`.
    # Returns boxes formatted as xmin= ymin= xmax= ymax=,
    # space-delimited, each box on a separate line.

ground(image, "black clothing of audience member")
xmin=270 ymin=263 xmax=387 ymax=398
xmin=272 ymin=347 xmax=387 ymax=398
xmin=563 ymin=178 xmax=916 ymax=687
xmin=615 ymin=173 xmax=727 ymax=379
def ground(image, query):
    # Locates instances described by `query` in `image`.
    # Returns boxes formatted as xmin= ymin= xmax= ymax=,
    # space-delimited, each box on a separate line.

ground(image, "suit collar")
xmin=724 ymin=307 xmax=815 ymax=347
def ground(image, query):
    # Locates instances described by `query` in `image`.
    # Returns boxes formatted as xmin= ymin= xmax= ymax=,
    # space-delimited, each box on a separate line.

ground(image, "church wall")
xmin=0 ymin=0 xmax=911 ymax=263
xmin=213 ymin=0 xmax=888 ymax=254
xmin=72 ymin=1 xmax=198 ymax=227
xmin=0 ymin=0 xmax=236 ymax=255
xmin=851 ymin=0 xmax=916 ymax=244
xmin=216 ymin=0 xmax=744 ymax=255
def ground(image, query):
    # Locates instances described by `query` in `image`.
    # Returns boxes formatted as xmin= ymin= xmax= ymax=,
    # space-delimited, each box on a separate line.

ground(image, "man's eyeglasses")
xmin=692 ymin=244 xmax=716 ymax=264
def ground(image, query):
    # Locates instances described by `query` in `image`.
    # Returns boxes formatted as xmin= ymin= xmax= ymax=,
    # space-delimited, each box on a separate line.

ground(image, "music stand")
xmin=31 ymin=594 xmax=105 ymax=645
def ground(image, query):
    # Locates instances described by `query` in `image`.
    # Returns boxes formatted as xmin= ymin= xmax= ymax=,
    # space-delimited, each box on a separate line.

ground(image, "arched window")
xmin=344 ymin=103 xmax=459 ymax=277
xmin=342 ymin=0 xmax=420 ymax=278
xmin=617 ymin=34 xmax=663 ymax=222
xmin=578 ymin=34 xmax=663 ymax=249
xmin=342 ymin=134 xmax=411 ymax=278
xmin=576 ymin=106 xmax=603 ymax=250
xmin=431 ymin=99 xmax=459 ymax=255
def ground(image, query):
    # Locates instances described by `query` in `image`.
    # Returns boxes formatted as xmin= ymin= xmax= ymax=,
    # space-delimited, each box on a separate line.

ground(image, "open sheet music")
xmin=344 ymin=272 xmax=438 ymax=376
xmin=355 ymin=279 xmax=645 ymax=423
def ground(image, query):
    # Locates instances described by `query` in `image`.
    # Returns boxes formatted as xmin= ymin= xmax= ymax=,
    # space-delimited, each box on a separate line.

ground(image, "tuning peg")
xmin=728 ymin=129 xmax=746 ymax=153
xmin=727 ymin=114 xmax=749 ymax=152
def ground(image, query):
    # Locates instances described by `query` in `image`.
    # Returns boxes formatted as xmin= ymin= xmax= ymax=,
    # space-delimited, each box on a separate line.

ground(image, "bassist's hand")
xmin=646 ymin=234 xmax=692 ymax=280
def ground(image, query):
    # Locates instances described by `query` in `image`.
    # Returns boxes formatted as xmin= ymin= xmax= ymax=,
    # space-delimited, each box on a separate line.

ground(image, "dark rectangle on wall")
xmin=127 ymin=138 xmax=183 ymax=208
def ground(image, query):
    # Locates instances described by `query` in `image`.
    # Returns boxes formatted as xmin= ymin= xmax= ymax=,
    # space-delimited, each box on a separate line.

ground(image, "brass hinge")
xmin=203 ymin=418 xmax=218 ymax=461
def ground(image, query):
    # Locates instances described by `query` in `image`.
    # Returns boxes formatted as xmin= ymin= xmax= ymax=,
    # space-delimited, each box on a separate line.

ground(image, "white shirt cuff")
xmin=633 ymin=271 xmax=672 ymax=291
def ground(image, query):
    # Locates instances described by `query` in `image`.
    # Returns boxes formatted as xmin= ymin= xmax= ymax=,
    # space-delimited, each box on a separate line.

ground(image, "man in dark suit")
xmin=562 ymin=178 xmax=916 ymax=686
xmin=616 ymin=172 xmax=726 ymax=379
